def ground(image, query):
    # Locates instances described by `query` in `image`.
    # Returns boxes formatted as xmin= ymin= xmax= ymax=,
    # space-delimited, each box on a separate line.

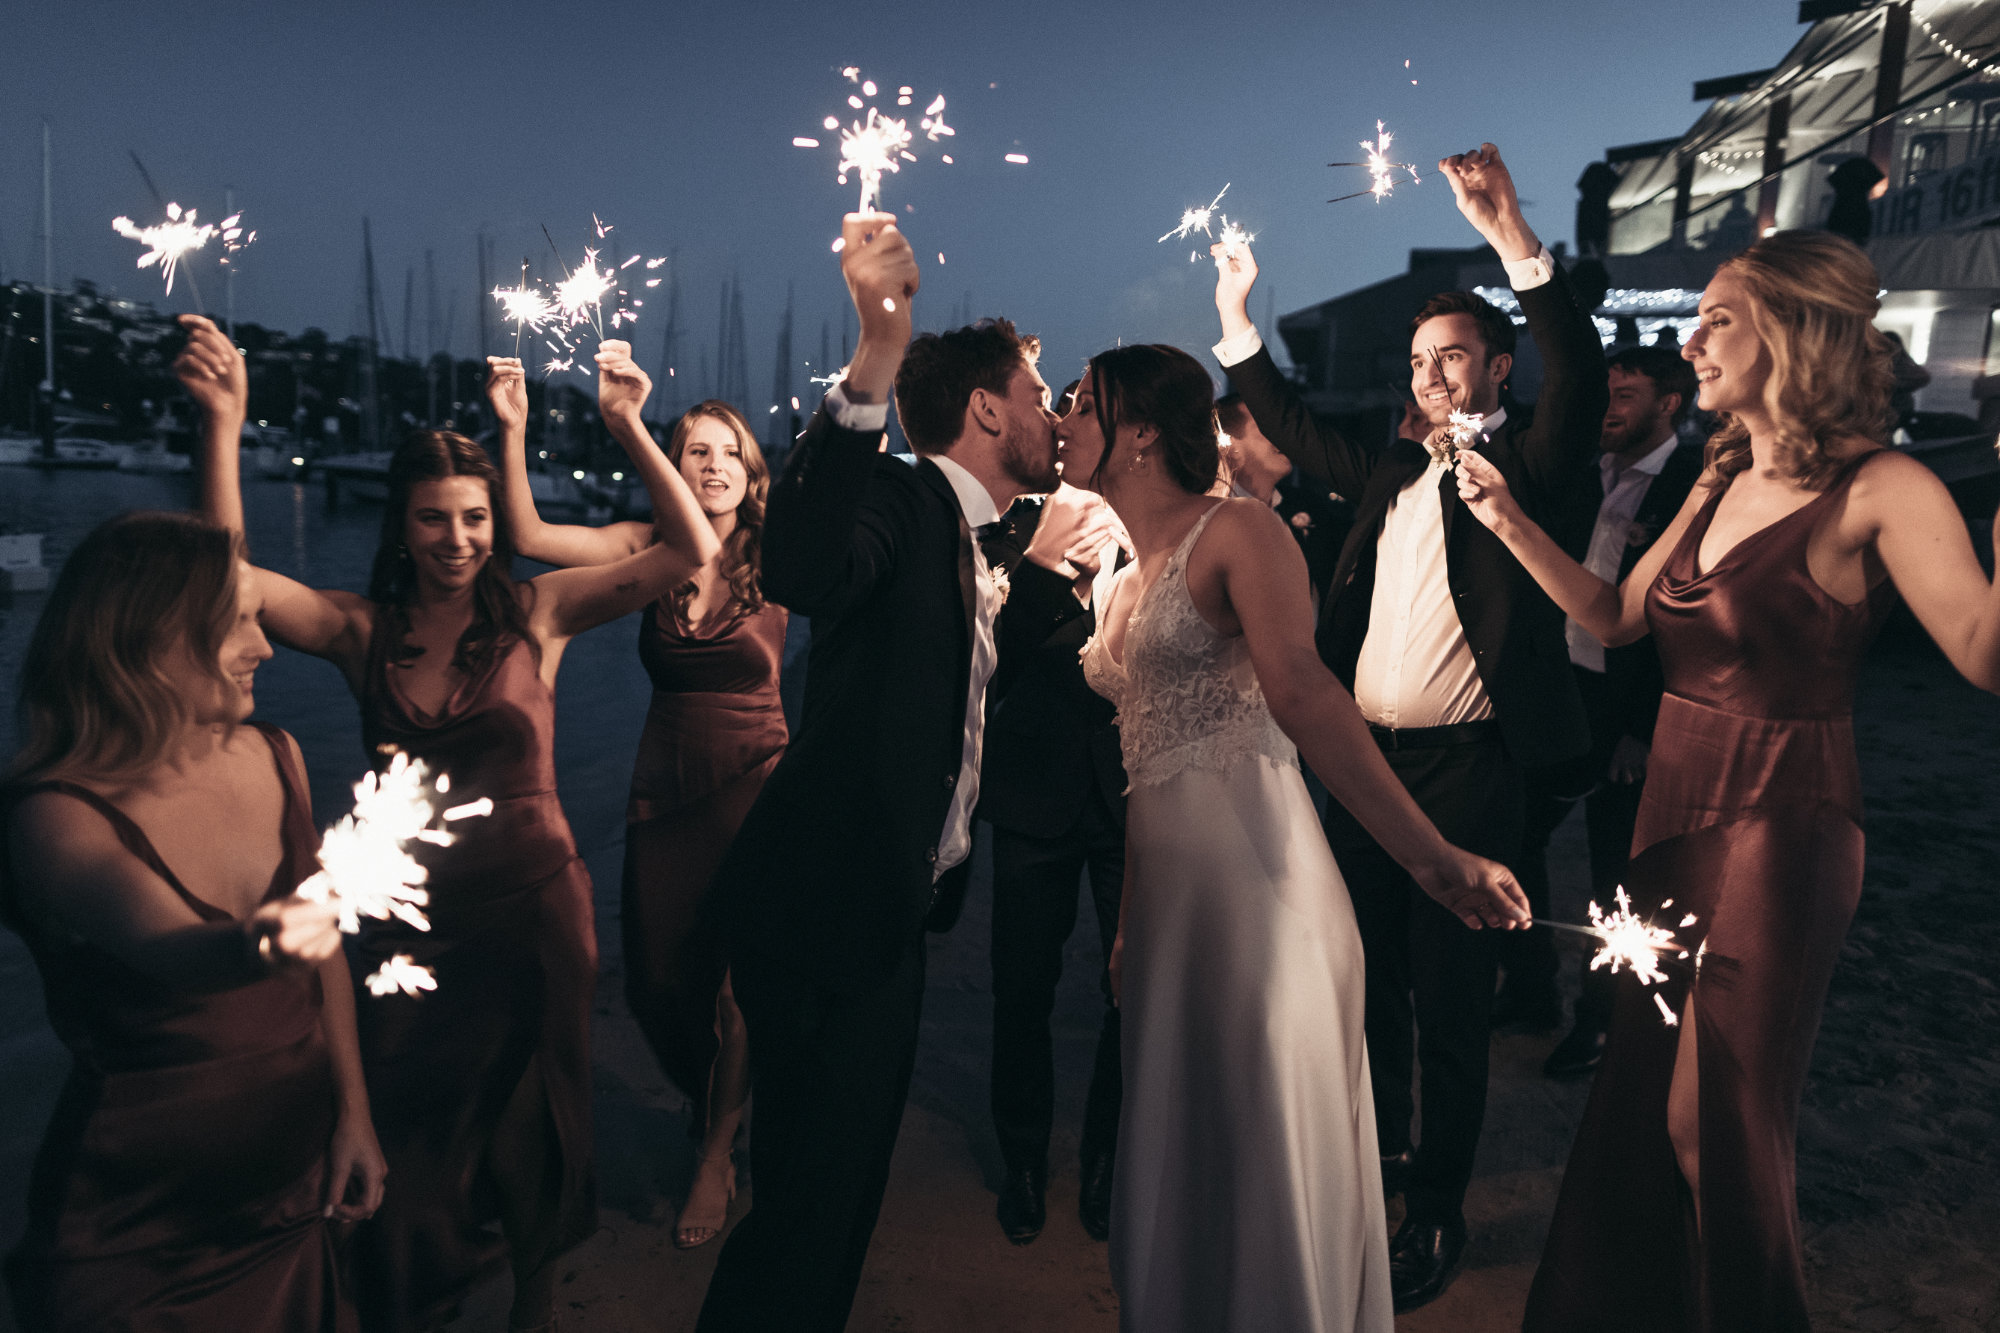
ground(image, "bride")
xmin=1060 ymin=344 xmax=1529 ymax=1333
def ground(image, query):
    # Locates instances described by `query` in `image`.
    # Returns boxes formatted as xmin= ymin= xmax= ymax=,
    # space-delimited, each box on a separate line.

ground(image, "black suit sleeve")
xmin=1222 ymin=343 xmax=1378 ymax=501
xmin=1509 ymin=265 xmax=1609 ymax=518
xmin=761 ymin=402 xmax=921 ymax=619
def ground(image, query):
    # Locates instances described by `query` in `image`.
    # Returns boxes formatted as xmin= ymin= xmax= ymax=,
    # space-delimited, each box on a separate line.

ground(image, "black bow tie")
xmin=973 ymin=519 xmax=1008 ymax=542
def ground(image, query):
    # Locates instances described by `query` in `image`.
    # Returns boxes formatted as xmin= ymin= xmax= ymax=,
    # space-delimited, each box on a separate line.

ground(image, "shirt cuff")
xmin=1212 ymin=326 xmax=1264 ymax=367
xmin=825 ymin=382 xmax=889 ymax=434
xmin=1503 ymin=246 xmax=1556 ymax=291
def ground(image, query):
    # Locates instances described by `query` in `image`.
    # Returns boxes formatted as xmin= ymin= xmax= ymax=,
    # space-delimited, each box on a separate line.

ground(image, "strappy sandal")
xmin=673 ymin=1148 xmax=738 ymax=1250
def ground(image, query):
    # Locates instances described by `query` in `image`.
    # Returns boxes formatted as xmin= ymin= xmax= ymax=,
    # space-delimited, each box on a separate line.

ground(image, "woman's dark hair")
xmin=1083 ymin=344 xmax=1221 ymax=496
xmin=666 ymin=400 xmax=769 ymax=616
xmin=11 ymin=511 xmax=242 ymax=783
xmin=368 ymin=430 xmax=536 ymax=668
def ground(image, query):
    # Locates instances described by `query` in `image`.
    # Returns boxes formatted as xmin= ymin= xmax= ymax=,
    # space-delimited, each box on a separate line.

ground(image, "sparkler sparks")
xmin=111 ymin=203 xmax=215 ymax=298
xmin=295 ymin=750 xmax=491 ymax=998
xmin=1215 ymin=217 xmax=1253 ymax=263
xmin=1535 ymin=887 xmax=1699 ymax=1026
xmin=552 ymin=248 xmax=616 ymax=334
xmin=1159 ymin=183 xmax=1230 ymax=245
xmin=838 ymin=107 xmax=914 ymax=214
xmin=1328 ymin=121 xmax=1421 ymax=204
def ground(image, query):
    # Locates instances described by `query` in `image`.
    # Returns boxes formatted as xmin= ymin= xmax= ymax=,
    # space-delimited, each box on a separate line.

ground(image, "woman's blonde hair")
xmin=10 ymin=512 xmax=243 ymax=784
xmin=1703 ymin=230 xmax=1894 ymax=488
xmin=666 ymin=400 xmax=770 ymax=615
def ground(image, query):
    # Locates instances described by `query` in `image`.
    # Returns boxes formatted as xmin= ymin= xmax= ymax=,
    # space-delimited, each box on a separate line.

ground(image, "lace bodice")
xmin=1082 ymin=503 xmax=1300 ymax=790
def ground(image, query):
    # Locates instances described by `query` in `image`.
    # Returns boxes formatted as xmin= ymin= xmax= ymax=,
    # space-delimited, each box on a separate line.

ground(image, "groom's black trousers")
xmin=696 ymin=928 xmax=926 ymax=1333
xmin=1323 ymin=725 xmax=1523 ymax=1226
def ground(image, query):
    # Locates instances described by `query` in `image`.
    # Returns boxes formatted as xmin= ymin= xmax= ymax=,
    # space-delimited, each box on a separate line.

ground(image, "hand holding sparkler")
xmin=243 ymin=895 xmax=347 ymax=969
xmin=1210 ymin=236 xmax=1259 ymax=343
xmin=171 ymin=316 xmax=248 ymax=424
xmin=484 ymin=357 xmax=528 ymax=436
xmin=594 ymin=339 xmax=652 ymax=425
xmin=839 ymin=213 xmax=920 ymax=406
xmin=1413 ymin=846 xmax=1532 ymax=931
xmin=1437 ymin=142 xmax=1539 ymax=263
xmin=1451 ymin=447 xmax=1529 ymax=537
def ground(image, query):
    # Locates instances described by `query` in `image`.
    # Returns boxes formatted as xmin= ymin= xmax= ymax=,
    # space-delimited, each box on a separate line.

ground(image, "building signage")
xmin=1873 ymin=144 xmax=2000 ymax=238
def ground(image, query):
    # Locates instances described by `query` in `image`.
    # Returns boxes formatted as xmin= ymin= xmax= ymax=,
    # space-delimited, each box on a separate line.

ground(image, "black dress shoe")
xmin=1389 ymin=1215 xmax=1468 ymax=1313
xmin=1490 ymin=986 xmax=1564 ymax=1032
xmin=1379 ymin=1150 xmax=1413 ymax=1197
xmin=1543 ymin=1022 xmax=1608 ymax=1078
xmin=996 ymin=1165 xmax=1046 ymax=1245
xmin=1078 ymin=1150 xmax=1113 ymax=1241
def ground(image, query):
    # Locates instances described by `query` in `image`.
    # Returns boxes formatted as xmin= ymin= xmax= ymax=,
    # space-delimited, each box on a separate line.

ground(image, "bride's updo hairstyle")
xmin=1084 ymin=344 xmax=1221 ymax=496
xmin=1705 ymin=230 xmax=1894 ymax=489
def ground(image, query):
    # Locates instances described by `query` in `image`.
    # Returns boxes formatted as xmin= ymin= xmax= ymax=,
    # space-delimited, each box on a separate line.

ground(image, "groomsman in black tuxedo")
xmin=699 ymin=215 xmax=1067 ymax=1333
xmin=977 ymin=475 xmax=1129 ymax=1245
xmin=1217 ymin=391 xmax=1355 ymax=604
xmin=1497 ymin=344 xmax=1705 ymax=1077
xmin=1210 ymin=144 xmax=1606 ymax=1311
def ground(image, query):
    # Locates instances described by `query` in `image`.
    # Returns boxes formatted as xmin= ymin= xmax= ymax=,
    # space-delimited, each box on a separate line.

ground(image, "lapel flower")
xmin=1626 ymin=520 xmax=1658 ymax=549
xmin=987 ymin=562 xmax=1011 ymax=607
xmin=1290 ymin=511 xmax=1314 ymax=532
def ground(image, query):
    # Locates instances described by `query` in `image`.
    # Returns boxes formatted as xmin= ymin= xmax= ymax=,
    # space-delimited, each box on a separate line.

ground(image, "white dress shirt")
xmin=1213 ymin=247 xmax=1557 ymax=730
xmin=1567 ymin=436 xmax=1678 ymax=673
xmin=922 ymin=451 xmax=1002 ymax=880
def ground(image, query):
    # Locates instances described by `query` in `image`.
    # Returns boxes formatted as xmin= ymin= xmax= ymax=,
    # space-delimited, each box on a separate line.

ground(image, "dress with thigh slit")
xmin=1524 ymin=451 xmax=1897 ymax=1332
xmin=620 ymin=597 xmax=786 ymax=1125
xmin=348 ymin=623 xmax=597 ymax=1332
xmin=1 ymin=724 xmax=353 ymax=1332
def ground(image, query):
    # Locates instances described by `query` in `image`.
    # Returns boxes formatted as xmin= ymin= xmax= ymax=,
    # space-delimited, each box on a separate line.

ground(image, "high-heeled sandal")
xmin=673 ymin=1148 xmax=738 ymax=1250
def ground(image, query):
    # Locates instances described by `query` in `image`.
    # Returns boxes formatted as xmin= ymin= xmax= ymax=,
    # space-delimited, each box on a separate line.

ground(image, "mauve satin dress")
xmin=620 ymin=597 xmax=787 ymax=1126
xmin=2 ymin=723 xmax=353 ymax=1332
xmin=347 ymin=624 xmax=596 ymax=1332
xmin=1525 ymin=451 xmax=1899 ymax=1333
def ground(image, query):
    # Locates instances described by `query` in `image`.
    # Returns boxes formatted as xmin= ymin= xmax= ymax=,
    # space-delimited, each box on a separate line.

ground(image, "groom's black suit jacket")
xmin=714 ymin=406 xmax=1083 ymax=995
xmin=1224 ymin=265 xmax=1608 ymax=770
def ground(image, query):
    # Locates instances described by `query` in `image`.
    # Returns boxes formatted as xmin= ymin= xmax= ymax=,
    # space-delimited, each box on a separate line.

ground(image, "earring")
xmin=1125 ymin=449 xmax=1150 ymax=474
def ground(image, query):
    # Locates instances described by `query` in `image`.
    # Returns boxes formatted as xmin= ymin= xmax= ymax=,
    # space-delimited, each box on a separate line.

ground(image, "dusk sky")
xmin=7 ymin=1 xmax=1803 ymax=408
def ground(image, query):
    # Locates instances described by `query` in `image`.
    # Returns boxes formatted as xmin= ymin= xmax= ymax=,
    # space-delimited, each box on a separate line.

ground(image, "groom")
xmin=1211 ymin=143 xmax=1606 ymax=1311
xmin=698 ymin=213 xmax=1086 ymax=1332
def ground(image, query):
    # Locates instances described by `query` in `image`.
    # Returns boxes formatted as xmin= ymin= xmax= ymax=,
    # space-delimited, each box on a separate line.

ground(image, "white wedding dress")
xmin=1082 ymin=503 xmax=1392 ymax=1333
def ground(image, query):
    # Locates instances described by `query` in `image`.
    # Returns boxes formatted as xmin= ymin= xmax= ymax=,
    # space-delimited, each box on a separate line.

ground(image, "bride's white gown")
xmin=1082 ymin=503 xmax=1392 ymax=1333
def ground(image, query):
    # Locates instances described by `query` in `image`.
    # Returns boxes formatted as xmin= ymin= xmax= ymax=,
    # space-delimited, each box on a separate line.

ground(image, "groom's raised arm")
xmin=762 ymin=214 xmax=923 ymax=617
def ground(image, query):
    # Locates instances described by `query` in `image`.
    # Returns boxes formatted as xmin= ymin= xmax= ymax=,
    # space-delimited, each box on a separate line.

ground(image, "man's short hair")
xmin=1408 ymin=290 xmax=1517 ymax=361
xmin=893 ymin=319 xmax=1040 ymax=453
xmin=1214 ymin=392 xmax=1251 ymax=437
xmin=1609 ymin=344 xmax=1699 ymax=428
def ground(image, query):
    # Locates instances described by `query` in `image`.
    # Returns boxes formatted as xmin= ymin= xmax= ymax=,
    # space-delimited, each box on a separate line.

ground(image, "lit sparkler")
xmin=1328 ymin=121 xmax=1421 ymax=204
xmin=366 ymin=954 xmax=439 ymax=999
xmin=1159 ymin=183 xmax=1230 ymax=246
xmin=111 ymin=203 xmax=216 ymax=299
xmin=1539 ymin=887 xmax=1699 ymax=1026
xmin=553 ymin=248 xmax=615 ymax=335
xmin=838 ymin=107 xmax=914 ymax=213
xmin=295 ymin=750 xmax=491 ymax=998
xmin=1215 ymin=217 xmax=1253 ymax=263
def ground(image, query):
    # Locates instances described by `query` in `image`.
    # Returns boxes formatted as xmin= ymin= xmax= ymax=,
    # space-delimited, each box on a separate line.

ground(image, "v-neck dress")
xmin=0 ymin=724 xmax=352 ymax=1332
xmin=620 ymin=596 xmax=786 ymax=1125
xmin=1525 ymin=451 xmax=1899 ymax=1332
xmin=347 ymin=622 xmax=597 ymax=1332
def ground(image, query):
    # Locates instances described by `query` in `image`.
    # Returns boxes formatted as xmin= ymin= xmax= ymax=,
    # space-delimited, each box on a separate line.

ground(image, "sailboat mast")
xmin=225 ymin=187 xmax=236 ymax=340
xmin=41 ymin=118 xmax=55 ymax=455
xmin=361 ymin=217 xmax=381 ymax=451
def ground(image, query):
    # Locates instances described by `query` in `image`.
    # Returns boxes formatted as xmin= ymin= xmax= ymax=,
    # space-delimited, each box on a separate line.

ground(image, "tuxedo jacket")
xmin=1270 ymin=476 xmax=1355 ymax=608
xmin=1224 ymin=264 xmax=1608 ymax=770
xmin=715 ymin=405 xmax=986 ymax=994
xmin=976 ymin=500 xmax=1127 ymax=841
xmin=1600 ymin=443 xmax=1704 ymax=746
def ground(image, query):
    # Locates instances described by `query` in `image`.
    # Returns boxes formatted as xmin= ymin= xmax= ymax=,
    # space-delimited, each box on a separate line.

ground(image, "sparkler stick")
xmin=295 ymin=750 xmax=490 ymax=998
xmin=1328 ymin=121 xmax=1421 ymax=204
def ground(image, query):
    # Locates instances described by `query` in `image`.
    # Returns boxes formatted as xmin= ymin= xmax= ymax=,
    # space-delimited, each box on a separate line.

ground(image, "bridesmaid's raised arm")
xmin=594 ymin=339 xmax=716 ymax=569
xmin=488 ymin=354 xmax=651 ymax=567
xmin=1454 ymin=446 xmax=1709 ymax=648
xmin=1848 ymin=450 xmax=2000 ymax=693
xmin=176 ymin=318 xmax=375 ymax=679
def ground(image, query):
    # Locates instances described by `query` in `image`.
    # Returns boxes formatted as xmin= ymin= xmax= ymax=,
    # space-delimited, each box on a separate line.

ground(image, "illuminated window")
xmin=1981 ymin=306 xmax=2000 ymax=379
xmin=1905 ymin=132 xmax=1949 ymax=182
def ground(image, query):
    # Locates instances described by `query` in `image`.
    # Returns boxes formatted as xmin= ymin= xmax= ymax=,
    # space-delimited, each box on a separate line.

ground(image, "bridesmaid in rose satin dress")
xmin=3 ymin=512 xmax=382 ymax=1332
xmin=180 ymin=319 xmax=717 ymax=1331
xmin=1453 ymin=232 xmax=2000 ymax=1331
xmin=493 ymin=386 xmax=781 ymax=1251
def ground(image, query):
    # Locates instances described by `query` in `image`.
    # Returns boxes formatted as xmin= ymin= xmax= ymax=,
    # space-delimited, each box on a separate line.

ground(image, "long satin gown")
xmin=621 ymin=597 xmax=787 ymax=1125
xmin=1 ymin=723 xmax=353 ymax=1332
xmin=1082 ymin=504 xmax=1392 ymax=1333
xmin=348 ymin=624 xmax=597 ymax=1332
xmin=1525 ymin=451 xmax=1898 ymax=1332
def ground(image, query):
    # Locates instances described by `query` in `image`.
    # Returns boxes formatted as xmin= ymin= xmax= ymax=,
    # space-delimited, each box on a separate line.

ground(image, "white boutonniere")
xmin=988 ymin=562 xmax=1011 ymax=606
xmin=1289 ymin=510 xmax=1314 ymax=533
